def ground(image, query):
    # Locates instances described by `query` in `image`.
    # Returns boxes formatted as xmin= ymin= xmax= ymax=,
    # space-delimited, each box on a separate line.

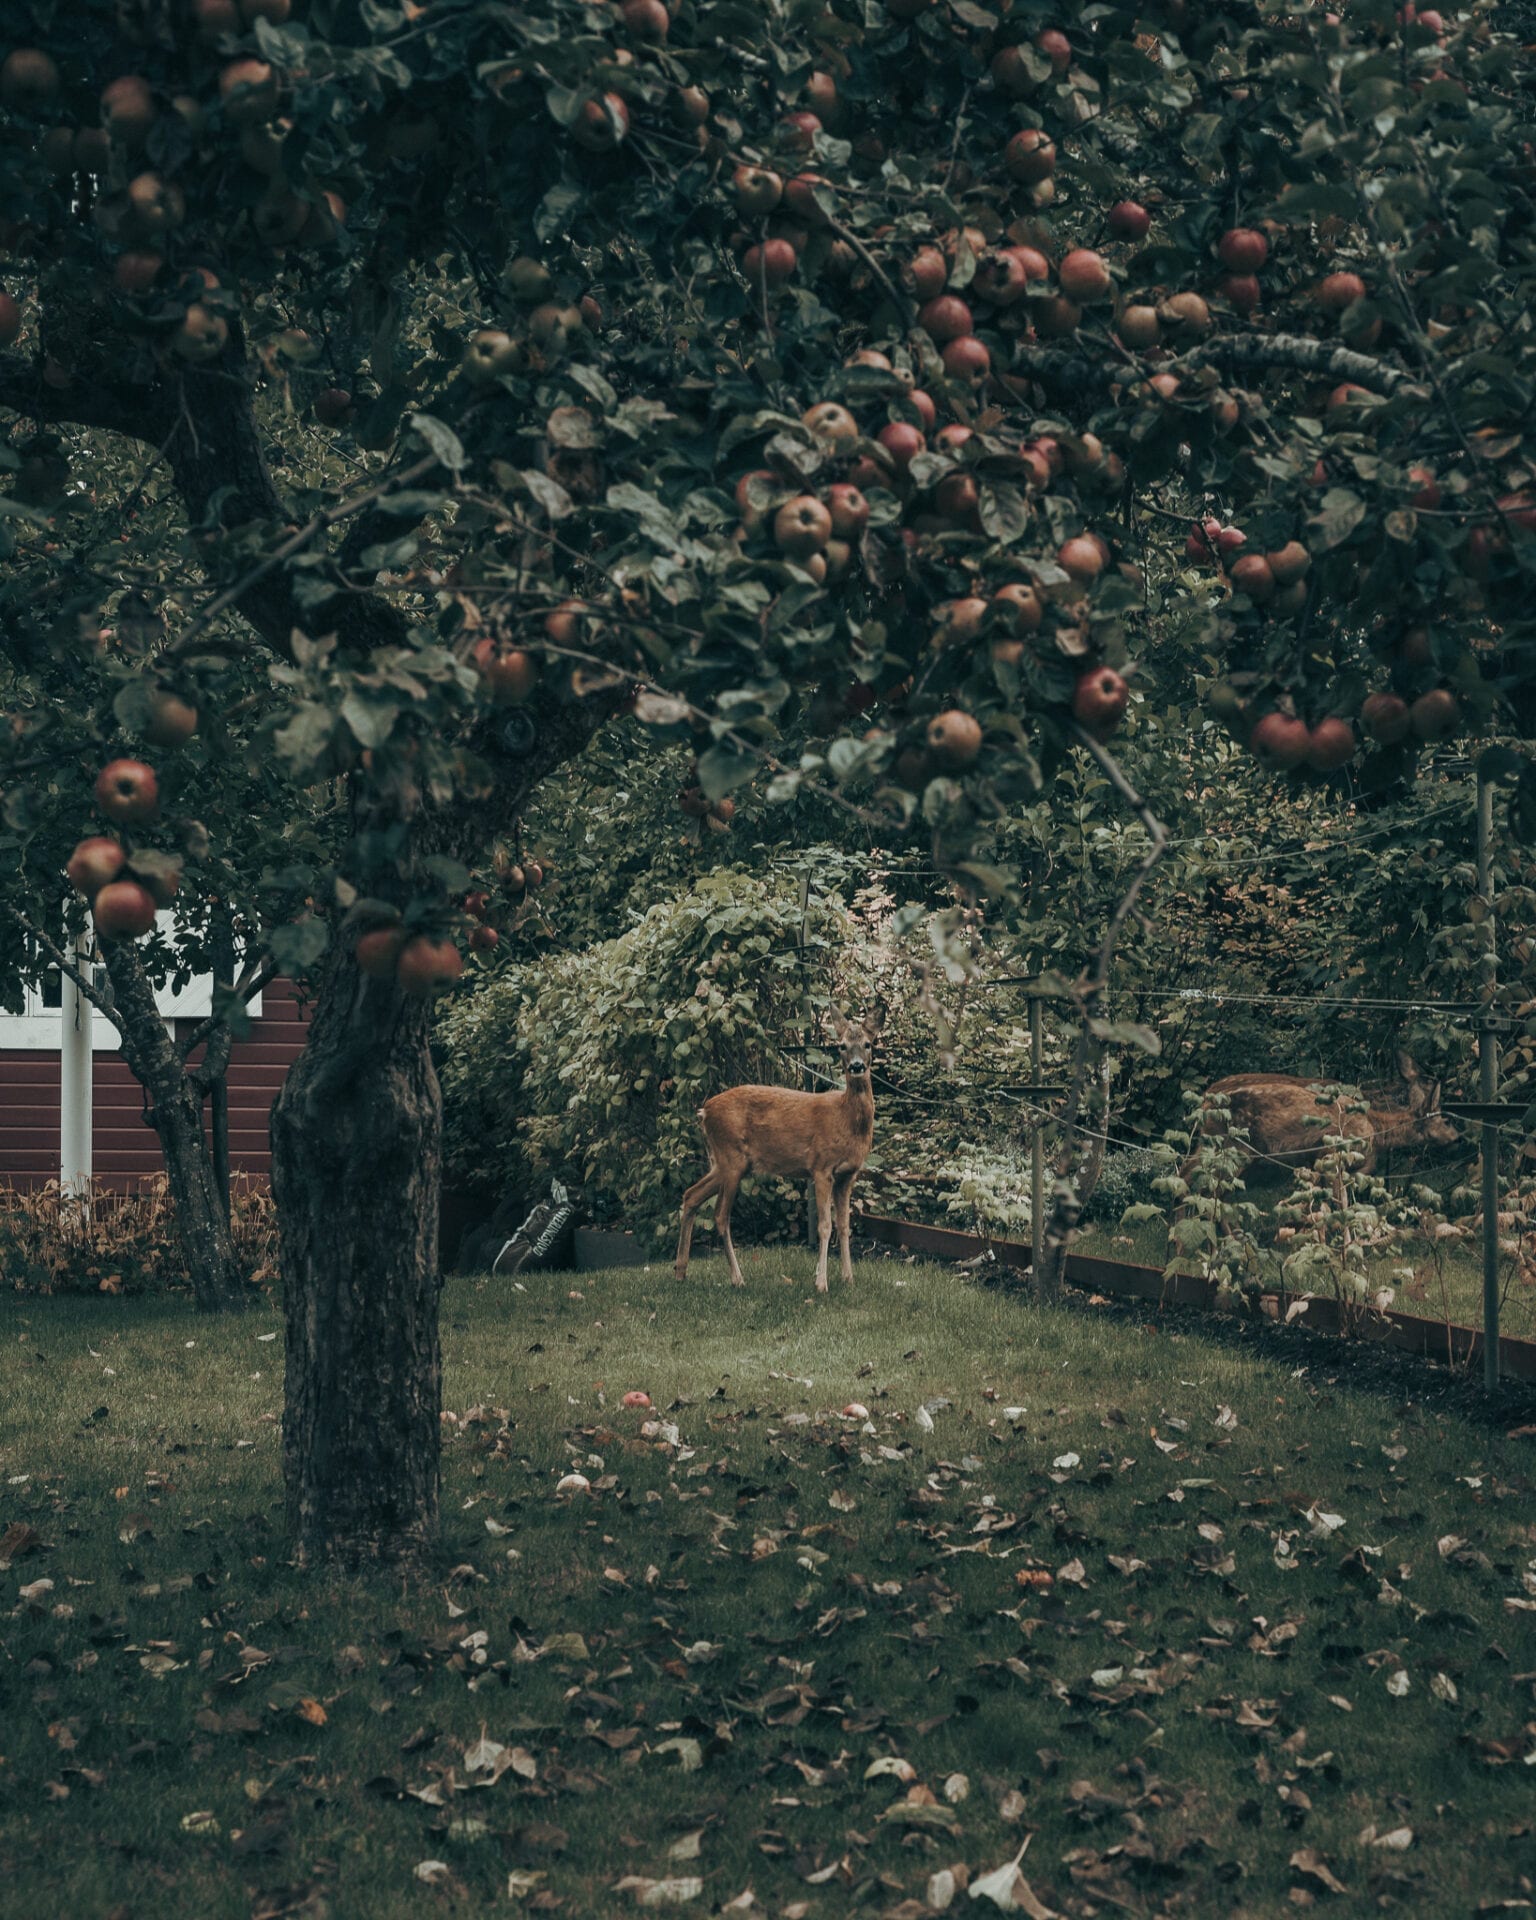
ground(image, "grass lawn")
xmin=1076 ymin=1211 xmax=1536 ymax=1343
xmin=3 ymin=1253 xmax=1536 ymax=1919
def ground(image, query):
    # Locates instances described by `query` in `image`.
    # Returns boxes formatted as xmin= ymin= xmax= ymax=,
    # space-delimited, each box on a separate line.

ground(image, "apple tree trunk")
xmin=101 ymin=939 xmax=249 ymax=1313
xmin=269 ymin=951 xmax=443 ymax=1567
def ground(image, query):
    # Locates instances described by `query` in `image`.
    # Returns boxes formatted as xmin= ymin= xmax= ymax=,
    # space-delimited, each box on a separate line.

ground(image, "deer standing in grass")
xmin=675 ymin=1007 xmax=884 ymax=1291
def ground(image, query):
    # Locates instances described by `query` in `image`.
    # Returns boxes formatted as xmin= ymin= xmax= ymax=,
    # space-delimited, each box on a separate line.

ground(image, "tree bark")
xmin=270 ymin=954 xmax=443 ymax=1567
xmin=100 ymin=939 xmax=251 ymax=1312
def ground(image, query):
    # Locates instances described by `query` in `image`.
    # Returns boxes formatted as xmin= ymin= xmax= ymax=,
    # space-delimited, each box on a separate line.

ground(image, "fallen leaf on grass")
xmin=1385 ymin=1669 xmax=1411 ymax=1697
xmin=969 ymin=1836 xmax=1057 ymax=1915
xmin=668 ymin=1829 xmax=704 ymax=1862
xmin=1290 ymin=1848 xmax=1348 ymax=1895
xmin=615 ymin=1874 xmax=704 ymax=1906
xmin=652 ymin=1737 xmax=703 ymax=1771
xmin=1357 ymin=1825 xmax=1414 ymax=1850
xmin=507 ymin=1870 xmax=546 ymax=1901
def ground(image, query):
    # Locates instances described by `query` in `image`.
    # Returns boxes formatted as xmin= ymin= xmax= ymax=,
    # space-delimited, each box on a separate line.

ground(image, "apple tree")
xmin=1 ymin=0 xmax=1531 ymax=1561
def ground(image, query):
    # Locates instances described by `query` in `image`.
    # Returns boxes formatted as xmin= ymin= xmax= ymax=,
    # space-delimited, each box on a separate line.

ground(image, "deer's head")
xmin=1398 ymin=1051 xmax=1461 ymax=1150
xmin=831 ymin=1005 xmax=884 ymax=1081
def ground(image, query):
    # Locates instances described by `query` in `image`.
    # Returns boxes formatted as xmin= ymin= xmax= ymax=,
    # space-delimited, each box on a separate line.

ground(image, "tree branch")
xmin=180 ymin=952 xmax=278 ymax=1073
xmin=5 ymin=907 xmax=125 ymax=1036
xmin=1033 ymin=729 xmax=1169 ymax=1297
xmin=1015 ymin=331 xmax=1423 ymax=401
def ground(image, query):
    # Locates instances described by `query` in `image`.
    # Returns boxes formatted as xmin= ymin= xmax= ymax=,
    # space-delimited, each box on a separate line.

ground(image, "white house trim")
xmin=0 ymin=912 xmax=261 ymax=1053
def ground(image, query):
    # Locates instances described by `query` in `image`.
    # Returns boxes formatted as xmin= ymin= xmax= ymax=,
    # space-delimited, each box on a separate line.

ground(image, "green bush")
xmin=1082 ymin=1144 xmax=1166 ymax=1225
xmin=438 ymin=868 xmax=866 ymax=1244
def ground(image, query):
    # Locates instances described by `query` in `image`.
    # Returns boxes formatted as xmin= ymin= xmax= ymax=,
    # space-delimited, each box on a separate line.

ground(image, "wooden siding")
xmin=0 ymin=978 xmax=310 ymax=1190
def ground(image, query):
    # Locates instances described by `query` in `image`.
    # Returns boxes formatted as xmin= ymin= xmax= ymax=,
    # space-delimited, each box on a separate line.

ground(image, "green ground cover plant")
xmin=2 ymin=1259 xmax=1534 ymax=1919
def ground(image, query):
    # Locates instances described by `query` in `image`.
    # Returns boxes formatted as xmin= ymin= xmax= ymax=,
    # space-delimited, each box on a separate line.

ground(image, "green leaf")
xmin=273 ymin=704 xmax=336 ymax=777
xmin=979 ymin=480 xmax=1031 ymax=543
xmin=1307 ymin=488 xmax=1367 ymax=550
xmin=340 ymin=692 xmax=400 ymax=750
xmin=407 ymin=413 xmax=466 ymax=473
xmin=1088 ymin=1018 xmax=1162 ymax=1055
xmin=268 ymin=917 xmax=330 ymax=974
xmin=521 ymin=471 xmax=573 ymax=520
xmin=695 ymin=744 xmax=755 ymax=801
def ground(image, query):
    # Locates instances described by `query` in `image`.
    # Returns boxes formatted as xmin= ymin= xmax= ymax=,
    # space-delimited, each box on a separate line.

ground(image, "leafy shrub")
xmin=1081 ymin=1145 xmax=1165 ymax=1225
xmin=438 ymin=868 xmax=869 ymax=1244
xmin=1 ymin=1176 xmax=277 ymax=1296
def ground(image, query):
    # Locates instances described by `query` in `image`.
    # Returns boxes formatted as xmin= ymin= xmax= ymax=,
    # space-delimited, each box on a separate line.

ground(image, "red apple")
xmin=572 ymin=93 xmax=630 ymax=151
xmin=940 ymin=336 xmax=990 ymax=386
xmin=733 ymin=165 xmax=783 ymax=214
xmin=826 ymin=483 xmax=870 ymax=538
xmin=93 ymin=879 xmax=158 ymax=940
xmin=1249 ymin=712 xmax=1311 ymax=769
xmin=94 ymin=758 xmax=159 ymax=824
xmin=1117 ymin=303 xmax=1160 ymax=348
xmin=1058 ymin=248 xmax=1111 ymax=302
xmin=1107 ymin=200 xmax=1151 ymax=240
xmin=918 ymin=294 xmax=973 ymax=343
xmin=1072 ymin=665 xmax=1129 ymax=736
xmin=994 ymin=581 xmax=1043 ymax=630
xmin=903 ymin=246 xmax=949 ymax=299
xmin=742 ymin=238 xmax=797 ymax=287
xmin=66 ymin=837 xmax=127 ymax=898
xmin=1219 ymin=273 xmax=1261 ymax=314
xmin=1057 ymin=535 xmax=1105 ymax=581
xmin=145 ymin=691 xmax=199 ymax=747
xmin=1229 ymin=553 xmax=1275 ymax=603
xmin=1036 ymin=28 xmax=1072 ymax=68
xmin=802 ymin=401 xmax=859 ymax=446
xmin=1315 ymin=270 xmax=1366 ymax=310
xmin=926 ymin=709 xmax=983 ymax=765
xmin=396 ymin=936 xmax=464 ymax=993
xmin=773 ymin=494 xmax=833 ymax=556
xmin=1409 ymin=688 xmax=1460 ymax=740
xmin=1306 ymin=717 xmax=1356 ymax=771
xmin=1217 ymin=227 xmax=1268 ymax=272
xmin=1004 ymin=129 xmax=1055 ymax=184
xmin=1361 ymin=691 xmax=1411 ymax=745
xmin=877 ymin=421 xmax=926 ymax=471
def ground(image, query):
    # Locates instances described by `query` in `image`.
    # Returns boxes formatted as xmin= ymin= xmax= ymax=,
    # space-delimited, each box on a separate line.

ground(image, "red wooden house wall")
xmin=0 ymin=977 xmax=310 ymax=1191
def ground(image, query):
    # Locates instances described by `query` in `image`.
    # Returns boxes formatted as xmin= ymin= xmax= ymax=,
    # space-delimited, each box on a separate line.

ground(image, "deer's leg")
xmin=813 ymin=1172 xmax=834 ymax=1293
xmin=674 ymin=1165 xmax=721 ymax=1280
xmin=834 ymin=1171 xmax=857 ymax=1284
xmin=715 ymin=1168 xmax=747 ymax=1289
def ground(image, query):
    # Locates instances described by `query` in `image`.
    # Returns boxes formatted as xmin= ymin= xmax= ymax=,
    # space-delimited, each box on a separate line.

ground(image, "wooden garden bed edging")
xmin=854 ymin=1210 xmax=1536 ymax=1384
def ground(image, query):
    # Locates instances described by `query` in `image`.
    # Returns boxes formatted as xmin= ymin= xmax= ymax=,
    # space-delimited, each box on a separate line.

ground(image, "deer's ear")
xmin=1406 ymin=1079 xmax=1427 ymax=1114
xmin=1396 ymin=1049 xmax=1419 ymax=1082
xmin=1426 ymin=1081 xmax=1442 ymax=1113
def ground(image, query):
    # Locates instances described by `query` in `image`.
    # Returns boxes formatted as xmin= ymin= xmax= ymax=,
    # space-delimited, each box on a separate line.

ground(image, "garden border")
xmin=854 ymin=1209 xmax=1536 ymax=1385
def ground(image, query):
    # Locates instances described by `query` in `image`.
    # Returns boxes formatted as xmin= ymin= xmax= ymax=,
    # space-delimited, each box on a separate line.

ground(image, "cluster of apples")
xmin=1186 ymin=516 xmax=1315 ymax=616
xmin=66 ymin=759 xmax=172 ymax=939
xmin=678 ymin=785 xmax=736 ymax=831
xmin=354 ymin=922 xmax=465 ymax=993
xmin=460 ymin=257 xmax=598 ymax=388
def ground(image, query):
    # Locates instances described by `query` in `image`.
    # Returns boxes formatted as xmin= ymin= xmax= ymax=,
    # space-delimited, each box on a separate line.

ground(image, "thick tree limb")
xmin=1016 ymin=331 xmax=1423 ymax=401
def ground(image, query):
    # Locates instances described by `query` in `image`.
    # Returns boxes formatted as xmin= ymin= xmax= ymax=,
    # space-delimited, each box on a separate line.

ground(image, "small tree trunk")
xmin=154 ymin=1078 xmax=250 ymax=1311
xmin=98 ymin=937 xmax=249 ymax=1312
xmin=270 ymin=953 xmax=443 ymax=1568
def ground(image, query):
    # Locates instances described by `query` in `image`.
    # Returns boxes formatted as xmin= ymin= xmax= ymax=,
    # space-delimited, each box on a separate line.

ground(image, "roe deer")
xmin=1186 ymin=1052 xmax=1459 ymax=1184
xmin=675 ymin=1007 xmax=884 ymax=1291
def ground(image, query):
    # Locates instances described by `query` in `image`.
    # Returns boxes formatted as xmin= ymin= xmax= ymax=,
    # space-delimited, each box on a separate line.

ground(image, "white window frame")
xmin=0 ymin=912 xmax=262 ymax=1053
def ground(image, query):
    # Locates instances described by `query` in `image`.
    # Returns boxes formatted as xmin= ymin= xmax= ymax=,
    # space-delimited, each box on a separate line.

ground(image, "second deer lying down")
xmin=675 ymin=1008 xmax=883 ymax=1291
xmin=1187 ymin=1053 xmax=1459 ymax=1183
